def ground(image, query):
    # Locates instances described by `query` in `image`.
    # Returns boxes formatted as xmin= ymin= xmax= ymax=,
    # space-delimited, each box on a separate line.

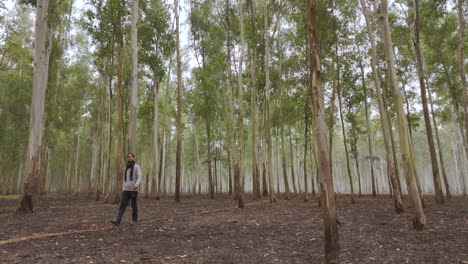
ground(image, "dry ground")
xmin=0 ymin=193 xmax=467 ymax=263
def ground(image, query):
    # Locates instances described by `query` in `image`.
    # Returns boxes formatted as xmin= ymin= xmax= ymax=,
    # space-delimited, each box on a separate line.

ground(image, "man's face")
xmin=128 ymin=155 xmax=134 ymax=162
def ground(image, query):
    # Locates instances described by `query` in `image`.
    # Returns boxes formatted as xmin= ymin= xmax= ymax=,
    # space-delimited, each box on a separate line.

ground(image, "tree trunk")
xmin=452 ymin=114 xmax=467 ymax=195
xmin=149 ymin=78 xmax=160 ymax=198
xmin=307 ymin=1 xmax=340 ymax=261
xmin=111 ymin=41 xmax=125 ymax=203
xmin=90 ymin=108 xmax=100 ymax=200
xmin=359 ymin=0 xmax=403 ymax=213
xmin=280 ymin=123 xmax=291 ymax=199
xmin=262 ymin=0 xmax=276 ymax=203
xmin=411 ymin=0 xmax=444 ymax=204
xmin=288 ymin=125 xmax=298 ymax=194
xmin=457 ymin=0 xmax=468 ymax=159
xmin=328 ymin=46 xmax=339 ymax=181
xmin=74 ymin=129 xmax=82 ymax=195
xmin=247 ymin=0 xmax=261 ymax=199
xmin=225 ymin=0 xmax=236 ymax=198
xmin=193 ymin=124 xmax=202 ymax=197
xmin=174 ymin=0 xmax=182 ymax=202
xmin=129 ymin=0 xmax=139 ymax=153
xmin=360 ymin=61 xmax=376 ymax=196
xmin=250 ymin=52 xmax=260 ymax=199
xmin=426 ymin=80 xmax=451 ymax=198
xmin=103 ymin=42 xmax=115 ymax=203
xmin=304 ymin=95 xmax=310 ymax=201
xmin=380 ymin=0 xmax=426 ymax=229
xmin=18 ymin=0 xmax=51 ymax=212
xmin=338 ymin=82 xmax=355 ymax=203
xmin=206 ymin=119 xmax=214 ymax=199
xmin=355 ymin=157 xmax=362 ymax=197
xmin=235 ymin=0 xmax=246 ymax=208
xmin=228 ymin=145 xmax=232 ymax=195
xmin=156 ymin=127 xmax=165 ymax=200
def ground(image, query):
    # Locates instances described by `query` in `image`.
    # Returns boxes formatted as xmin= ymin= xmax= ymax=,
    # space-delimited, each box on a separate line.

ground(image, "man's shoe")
xmin=130 ymin=220 xmax=137 ymax=225
xmin=110 ymin=219 xmax=120 ymax=226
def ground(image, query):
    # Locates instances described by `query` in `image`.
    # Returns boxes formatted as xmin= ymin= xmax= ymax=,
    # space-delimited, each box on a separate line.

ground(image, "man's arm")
xmin=134 ymin=165 xmax=142 ymax=189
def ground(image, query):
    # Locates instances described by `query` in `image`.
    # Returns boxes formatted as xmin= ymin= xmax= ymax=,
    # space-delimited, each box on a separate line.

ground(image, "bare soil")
xmin=0 ymin=193 xmax=467 ymax=263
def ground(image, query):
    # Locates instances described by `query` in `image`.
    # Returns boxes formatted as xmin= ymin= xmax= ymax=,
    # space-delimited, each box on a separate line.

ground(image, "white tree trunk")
xmin=18 ymin=0 xmax=51 ymax=212
xmin=264 ymin=0 xmax=276 ymax=203
xmin=380 ymin=0 xmax=426 ymax=229
xmin=129 ymin=0 xmax=139 ymax=153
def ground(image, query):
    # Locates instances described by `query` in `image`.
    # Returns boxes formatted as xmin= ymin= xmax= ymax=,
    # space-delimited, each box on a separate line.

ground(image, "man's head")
xmin=127 ymin=153 xmax=135 ymax=162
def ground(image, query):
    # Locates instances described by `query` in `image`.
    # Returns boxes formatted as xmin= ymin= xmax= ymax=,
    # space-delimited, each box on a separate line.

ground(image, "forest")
xmin=0 ymin=0 xmax=467 ymax=263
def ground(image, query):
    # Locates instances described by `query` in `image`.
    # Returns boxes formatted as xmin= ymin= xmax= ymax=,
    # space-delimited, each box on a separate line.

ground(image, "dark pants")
xmin=116 ymin=191 xmax=138 ymax=223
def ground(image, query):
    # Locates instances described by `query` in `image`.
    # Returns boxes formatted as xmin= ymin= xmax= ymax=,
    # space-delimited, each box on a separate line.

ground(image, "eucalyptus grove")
xmin=1 ymin=0 xmax=467 ymax=261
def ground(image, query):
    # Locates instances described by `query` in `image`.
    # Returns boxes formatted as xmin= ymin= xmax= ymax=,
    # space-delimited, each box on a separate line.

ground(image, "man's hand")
xmin=133 ymin=185 xmax=138 ymax=190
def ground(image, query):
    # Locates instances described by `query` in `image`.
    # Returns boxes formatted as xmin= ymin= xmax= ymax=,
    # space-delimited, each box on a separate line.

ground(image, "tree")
xmin=359 ymin=0 xmax=403 ymax=213
xmin=456 ymin=0 xmax=468 ymax=159
xmin=128 ymin=0 xmax=138 ymax=153
xmin=18 ymin=0 xmax=51 ymax=212
xmin=174 ymin=0 xmax=182 ymax=202
xmin=263 ymin=0 xmax=276 ymax=203
xmin=410 ymin=0 xmax=444 ymax=204
xmin=307 ymin=0 xmax=340 ymax=262
xmin=380 ymin=0 xmax=426 ymax=229
xmin=138 ymin=0 xmax=173 ymax=198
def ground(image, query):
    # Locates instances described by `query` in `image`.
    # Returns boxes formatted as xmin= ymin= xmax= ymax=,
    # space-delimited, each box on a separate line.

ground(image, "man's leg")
xmin=114 ymin=191 xmax=130 ymax=224
xmin=131 ymin=191 xmax=138 ymax=222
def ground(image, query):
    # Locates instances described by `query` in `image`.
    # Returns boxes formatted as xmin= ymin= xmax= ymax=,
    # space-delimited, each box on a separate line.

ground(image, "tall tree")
xmin=263 ymin=0 xmax=276 ymax=203
xmin=411 ymin=0 xmax=444 ymax=204
xmin=359 ymin=0 xmax=403 ymax=212
xmin=457 ymin=0 xmax=468 ymax=158
xmin=235 ymin=0 xmax=245 ymax=208
xmin=174 ymin=0 xmax=182 ymax=202
xmin=139 ymin=0 xmax=173 ymax=198
xmin=129 ymin=0 xmax=139 ymax=153
xmin=360 ymin=61 xmax=376 ymax=196
xmin=337 ymin=67 xmax=355 ymax=203
xmin=307 ymin=0 xmax=340 ymax=262
xmin=247 ymin=0 xmax=260 ymax=200
xmin=18 ymin=0 xmax=51 ymax=212
xmin=380 ymin=0 xmax=426 ymax=229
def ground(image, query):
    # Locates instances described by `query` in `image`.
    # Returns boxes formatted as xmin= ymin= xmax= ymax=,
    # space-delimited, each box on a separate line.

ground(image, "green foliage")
xmin=138 ymin=0 xmax=174 ymax=79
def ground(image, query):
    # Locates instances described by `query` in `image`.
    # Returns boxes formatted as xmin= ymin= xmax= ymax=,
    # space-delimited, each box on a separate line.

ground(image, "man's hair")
xmin=127 ymin=153 xmax=135 ymax=158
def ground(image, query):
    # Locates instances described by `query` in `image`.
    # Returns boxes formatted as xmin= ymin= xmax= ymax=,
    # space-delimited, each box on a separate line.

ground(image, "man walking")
xmin=111 ymin=153 xmax=142 ymax=225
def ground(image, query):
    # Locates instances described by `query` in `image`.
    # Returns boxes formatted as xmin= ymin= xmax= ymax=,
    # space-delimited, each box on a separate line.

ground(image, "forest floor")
xmin=0 ymin=193 xmax=467 ymax=264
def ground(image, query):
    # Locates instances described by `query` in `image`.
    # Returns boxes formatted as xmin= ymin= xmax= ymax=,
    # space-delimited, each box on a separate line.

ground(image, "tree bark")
xmin=288 ymin=125 xmax=298 ymax=194
xmin=111 ymin=41 xmax=125 ymax=203
xmin=280 ymin=122 xmax=291 ymax=199
xmin=452 ymin=113 xmax=467 ymax=195
xmin=174 ymin=0 xmax=182 ymax=202
xmin=202 ymin=55 xmax=214 ymax=200
xmin=225 ymin=0 xmax=236 ymax=198
xmin=90 ymin=106 xmax=100 ymax=200
xmin=235 ymin=0 xmax=246 ymax=208
xmin=247 ymin=0 xmax=261 ymax=199
xmin=411 ymin=0 xmax=444 ymax=204
xmin=380 ymin=0 xmax=426 ymax=229
xmin=307 ymin=0 xmax=340 ymax=261
xmin=360 ymin=61 xmax=376 ymax=196
xmin=18 ymin=0 xmax=51 ymax=212
xmin=263 ymin=0 xmax=276 ymax=203
xmin=150 ymin=78 xmax=160 ymax=198
xmin=129 ymin=0 xmax=139 ymax=154
xmin=338 ymin=81 xmax=355 ymax=203
xmin=457 ymin=0 xmax=468 ymax=159
xmin=359 ymin=0 xmax=403 ymax=212
xmin=304 ymin=94 xmax=310 ymax=201
xmin=426 ymin=79 xmax=451 ymax=198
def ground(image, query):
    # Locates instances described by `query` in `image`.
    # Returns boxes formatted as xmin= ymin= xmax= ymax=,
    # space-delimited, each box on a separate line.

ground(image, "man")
xmin=111 ymin=153 xmax=142 ymax=225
